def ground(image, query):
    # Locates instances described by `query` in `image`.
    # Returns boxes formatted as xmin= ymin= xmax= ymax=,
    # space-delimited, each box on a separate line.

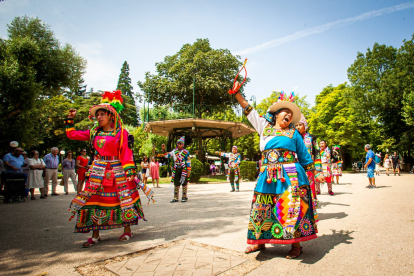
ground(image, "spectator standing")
xmin=43 ymin=147 xmax=60 ymax=196
xmin=27 ymin=150 xmax=46 ymax=200
xmin=76 ymin=149 xmax=89 ymax=193
xmin=391 ymin=152 xmax=401 ymax=176
xmin=62 ymin=151 xmax=77 ymax=195
xmin=149 ymin=157 xmax=160 ymax=188
xmin=141 ymin=156 xmax=149 ymax=185
xmin=364 ymin=144 xmax=376 ymax=188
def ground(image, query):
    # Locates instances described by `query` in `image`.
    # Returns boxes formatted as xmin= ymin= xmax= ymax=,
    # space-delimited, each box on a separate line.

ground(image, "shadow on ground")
xmin=0 ymin=185 xmax=251 ymax=275
xmin=255 ymin=229 xmax=354 ymax=264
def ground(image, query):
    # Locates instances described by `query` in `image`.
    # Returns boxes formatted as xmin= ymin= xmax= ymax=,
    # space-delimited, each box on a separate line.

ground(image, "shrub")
xmin=203 ymin=162 xmax=210 ymax=175
xmin=58 ymin=173 xmax=63 ymax=179
xmin=159 ymin=165 xmax=168 ymax=177
xmin=240 ymin=161 xmax=257 ymax=181
xmin=189 ymin=158 xmax=204 ymax=183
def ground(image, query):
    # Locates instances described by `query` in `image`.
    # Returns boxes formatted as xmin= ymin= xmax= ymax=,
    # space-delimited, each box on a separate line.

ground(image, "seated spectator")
xmin=3 ymin=148 xmax=24 ymax=173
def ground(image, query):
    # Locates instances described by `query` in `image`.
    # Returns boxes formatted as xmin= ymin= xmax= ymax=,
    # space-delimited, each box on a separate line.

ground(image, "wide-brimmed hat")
xmin=266 ymin=92 xmax=301 ymax=125
xmin=89 ymin=90 xmax=124 ymax=118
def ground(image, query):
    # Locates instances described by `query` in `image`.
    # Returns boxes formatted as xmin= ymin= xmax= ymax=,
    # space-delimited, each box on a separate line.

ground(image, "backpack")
xmin=374 ymin=155 xmax=381 ymax=164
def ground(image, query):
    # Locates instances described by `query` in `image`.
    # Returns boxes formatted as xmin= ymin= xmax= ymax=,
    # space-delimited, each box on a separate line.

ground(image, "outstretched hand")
xmin=316 ymin=174 xmax=325 ymax=183
xmin=67 ymin=109 xmax=77 ymax=118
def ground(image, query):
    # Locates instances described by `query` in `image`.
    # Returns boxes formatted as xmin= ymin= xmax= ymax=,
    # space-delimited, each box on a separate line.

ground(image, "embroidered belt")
xmin=261 ymin=149 xmax=297 ymax=165
xmin=100 ymin=156 xmax=119 ymax=161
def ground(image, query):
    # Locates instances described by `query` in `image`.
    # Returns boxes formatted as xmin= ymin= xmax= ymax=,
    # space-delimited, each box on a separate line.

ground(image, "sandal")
xmin=286 ymin=246 xmax=303 ymax=259
xmin=82 ymin=237 xmax=101 ymax=248
xmin=245 ymin=244 xmax=265 ymax=254
xmin=119 ymin=233 xmax=133 ymax=242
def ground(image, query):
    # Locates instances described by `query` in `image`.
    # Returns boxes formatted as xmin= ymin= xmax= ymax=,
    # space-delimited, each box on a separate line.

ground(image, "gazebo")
xmin=143 ymin=118 xmax=255 ymax=162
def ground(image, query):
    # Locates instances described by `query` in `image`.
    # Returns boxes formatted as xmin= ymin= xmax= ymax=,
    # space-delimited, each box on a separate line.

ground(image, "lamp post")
xmin=60 ymin=150 xmax=65 ymax=174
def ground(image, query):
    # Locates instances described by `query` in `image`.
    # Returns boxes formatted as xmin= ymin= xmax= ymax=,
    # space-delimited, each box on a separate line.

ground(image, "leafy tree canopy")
xmin=137 ymin=38 xmax=248 ymax=111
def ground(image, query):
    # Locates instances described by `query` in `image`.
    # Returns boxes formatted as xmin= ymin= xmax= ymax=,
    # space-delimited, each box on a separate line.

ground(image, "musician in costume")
xmin=217 ymin=146 xmax=241 ymax=192
xmin=331 ymin=145 xmax=342 ymax=184
xmin=317 ymin=140 xmax=334 ymax=195
xmin=162 ymin=137 xmax=191 ymax=203
xmin=230 ymin=79 xmax=325 ymax=259
xmin=65 ymin=90 xmax=145 ymax=248
xmin=295 ymin=114 xmax=320 ymax=225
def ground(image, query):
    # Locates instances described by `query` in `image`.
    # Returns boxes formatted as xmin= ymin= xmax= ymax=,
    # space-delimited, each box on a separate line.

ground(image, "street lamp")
xmin=60 ymin=150 xmax=65 ymax=174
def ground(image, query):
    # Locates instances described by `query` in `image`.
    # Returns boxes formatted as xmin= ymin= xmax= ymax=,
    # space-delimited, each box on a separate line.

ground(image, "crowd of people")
xmin=0 ymin=143 xmax=96 ymax=201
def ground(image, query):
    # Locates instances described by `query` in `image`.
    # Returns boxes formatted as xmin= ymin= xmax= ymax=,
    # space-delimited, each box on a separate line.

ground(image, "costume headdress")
xmin=298 ymin=113 xmax=308 ymax=130
xmin=232 ymin=146 xmax=238 ymax=150
xmin=88 ymin=90 xmax=127 ymax=155
xmin=332 ymin=145 xmax=341 ymax=151
xmin=263 ymin=91 xmax=301 ymax=125
xmin=177 ymin=136 xmax=185 ymax=145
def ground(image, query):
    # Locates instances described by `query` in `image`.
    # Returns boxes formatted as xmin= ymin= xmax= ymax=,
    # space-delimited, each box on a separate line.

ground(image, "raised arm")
xmin=64 ymin=109 xmax=90 ymax=141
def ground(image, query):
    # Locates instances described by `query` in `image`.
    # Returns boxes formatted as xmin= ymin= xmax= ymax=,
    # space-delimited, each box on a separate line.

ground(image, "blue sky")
xmin=1 ymin=0 xmax=413 ymax=107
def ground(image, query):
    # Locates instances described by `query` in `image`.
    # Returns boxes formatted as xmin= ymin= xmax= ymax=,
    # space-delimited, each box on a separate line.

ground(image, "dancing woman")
xmin=65 ymin=90 xmax=145 ymax=248
xmin=230 ymin=82 xmax=325 ymax=259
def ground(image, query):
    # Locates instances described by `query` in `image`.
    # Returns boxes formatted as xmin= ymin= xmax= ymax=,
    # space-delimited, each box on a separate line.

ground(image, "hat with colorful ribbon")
xmin=298 ymin=113 xmax=308 ymax=130
xmin=89 ymin=90 xmax=124 ymax=118
xmin=177 ymin=136 xmax=185 ymax=145
xmin=264 ymin=91 xmax=301 ymax=125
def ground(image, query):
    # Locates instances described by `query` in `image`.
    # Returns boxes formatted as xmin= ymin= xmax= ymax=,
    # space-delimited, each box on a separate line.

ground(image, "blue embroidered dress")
xmin=246 ymin=108 xmax=318 ymax=244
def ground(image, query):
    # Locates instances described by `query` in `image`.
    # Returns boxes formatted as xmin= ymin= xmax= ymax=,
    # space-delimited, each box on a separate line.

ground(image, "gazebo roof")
xmin=144 ymin=118 xmax=255 ymax=138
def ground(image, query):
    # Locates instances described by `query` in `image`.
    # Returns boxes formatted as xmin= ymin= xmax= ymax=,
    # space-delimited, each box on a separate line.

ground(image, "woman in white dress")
xmin=27 ymin=150 xmax=46 ymax=200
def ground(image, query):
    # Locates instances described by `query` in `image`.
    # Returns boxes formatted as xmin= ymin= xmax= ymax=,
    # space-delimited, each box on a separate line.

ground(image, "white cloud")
xmin=0 ymin=0 xmax=29 ymax=14
xmin=75 ymin=41 xmax=119 ymax=91
xmin=235 ymin=2 xmax=414 ymax=55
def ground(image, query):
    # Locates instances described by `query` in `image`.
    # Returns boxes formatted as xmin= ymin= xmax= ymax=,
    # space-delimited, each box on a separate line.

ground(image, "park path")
xmin=0 ymin=172 xmax=413 ymax=275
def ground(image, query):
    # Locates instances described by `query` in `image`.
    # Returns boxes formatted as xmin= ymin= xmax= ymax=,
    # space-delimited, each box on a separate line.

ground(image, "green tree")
xmin=309 ymin=83 xmax=365 ymax=164
xmin=117 ymin=61 xmax=134 ymax=98
xmin=137 ymin=38 xmax=248 ymax=113
xmin=347 ymin=41 xmax=414 ymax=157
xmin=0 ymin=16 xmax=86 ymax=150
xmin=116 ymin=61 xmax=138 ymax=126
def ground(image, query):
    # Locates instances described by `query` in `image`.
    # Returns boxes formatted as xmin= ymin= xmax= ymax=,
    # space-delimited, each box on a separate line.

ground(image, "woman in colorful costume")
xmin=65 ymin=90 xmax=145 ymax=248
xmin=331 ymin=145 xmax=342 ymax=184
xmin=230 ymin=82 xmax=325 ymax=258
xmin=217 ymin=146 xmax=241 ymax=192
xmin=295 ymin=114 xmax=320 ymax=225
xmin=317 ymin=140 xmax=334 ymax=195
xmin=161 ymin=137 xmax=191 ymax=203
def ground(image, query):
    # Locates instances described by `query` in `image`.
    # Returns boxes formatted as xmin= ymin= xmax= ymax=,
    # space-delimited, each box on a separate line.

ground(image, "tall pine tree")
xmin=116 ymin=61 xmax=139 ymax=126
xmin=117 ymin=61 xmax=134 ymax=98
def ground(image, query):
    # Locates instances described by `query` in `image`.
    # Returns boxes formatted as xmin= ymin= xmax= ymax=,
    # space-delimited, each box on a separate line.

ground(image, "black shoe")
xmin=230 ymin=189 xmax=235 ymax=192
xmin=40 ymin=196 xmax=46 ymax=199
xmin=170 ymin=199 xmax=178 ymax=203
xmin=181 ymin=197 xmax=188 ymax=202
xmin=43 ymin=194 xmax=48 ymax=197
xmin=51 ymin=193 xmax=59 ymax=196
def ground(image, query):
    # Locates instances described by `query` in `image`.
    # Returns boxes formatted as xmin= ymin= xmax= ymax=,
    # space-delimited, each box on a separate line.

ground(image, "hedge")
xmin=159 ymin=165 xmax=168 ymax=177
xmin=203 ymin=162 xmax=210 ymax=175
xmin=240 ymin=161 xmax=257 ymax=181
xmin=189 ymin=158 xmax=204 ymax=182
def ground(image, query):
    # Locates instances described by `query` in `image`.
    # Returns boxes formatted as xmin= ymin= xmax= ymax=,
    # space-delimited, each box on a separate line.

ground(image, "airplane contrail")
xmin=235 ymin=2 xmax=414 ymax=55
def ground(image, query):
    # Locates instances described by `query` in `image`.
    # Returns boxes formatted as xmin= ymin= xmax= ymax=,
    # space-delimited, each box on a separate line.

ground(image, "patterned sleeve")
xmin=185 ymin=151 xmax=191 ymax=174
xmin=295 ymin=131 xmax=315 ymax=171
xmin=119 ymin=129 xmax=137 ymax=177
xmin=64 ymin=118 xmax=90 ymax=141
